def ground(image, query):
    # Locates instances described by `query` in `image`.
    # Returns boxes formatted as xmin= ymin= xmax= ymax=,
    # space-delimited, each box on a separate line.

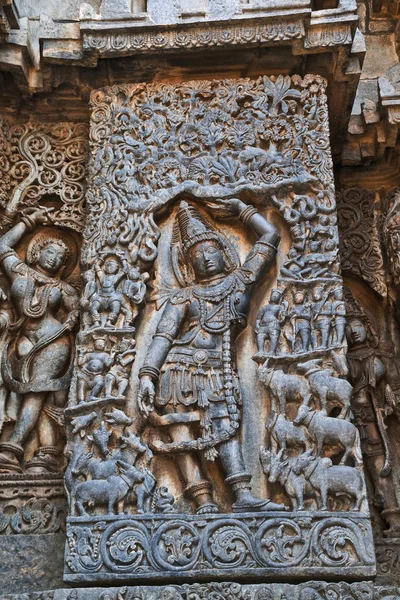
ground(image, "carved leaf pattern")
xmin=337 ymin=187 xmax=386 ymax=296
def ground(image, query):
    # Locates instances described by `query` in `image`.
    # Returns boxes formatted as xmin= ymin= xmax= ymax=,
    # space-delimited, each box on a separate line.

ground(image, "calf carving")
xmin=294 ymin=404 xmax=362 ymax=466
xmin=294 ymin=449 xmax=365 ymax=511
xmin=75 ymin=460 xmax=145 ymax=515
xmin=260 ymin=447 xmax=313 ymax=510
xmin=259 ymin=361 xmax=310 ymax=415
xmin=266 ymin=411 xmax=310 ymax=452
xmin=297 ymin=359 xmax=352 ymax=418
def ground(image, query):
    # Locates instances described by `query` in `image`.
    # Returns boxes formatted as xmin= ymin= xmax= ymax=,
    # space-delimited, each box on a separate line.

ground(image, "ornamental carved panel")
xmin=0 ymin=118 xmax=88 ymax=532
xmin=63 ymin=75 xmax=375 ymax=583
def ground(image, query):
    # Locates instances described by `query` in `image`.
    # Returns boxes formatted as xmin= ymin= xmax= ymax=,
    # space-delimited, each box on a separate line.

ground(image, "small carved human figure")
xmin=105 ymin=338 xmax=136 ymax=399
xmin=346 ymin=313 xmax=400 ymax=536
xmin=255 ymin=289 xmax=286 ymax=356
xmin=138 ymin=198 xmax=285 ymax=513
xmin=311 ymin=286 xmax=332 ymax=349
xmin=313 ymin=215 xmax=337 ymax=252
xmin=80 ymin=269 xmax=97 ymax=313
xmin=290 ymin=291 xmax=312 ymax=353
xmin=331 ymin=288 xmax=346 ymax=346
xmin=89 ymin=257 xmax=129 ymax=328
xmin=122 ymin=266 xmax=149 ymax=324
xmin=77 ymin=336 xmax=114 ymax=403
xmin=281 ymin=248 xmax=306 ymax=280
xmin=0 ymin=207 xmax=79 ymax=473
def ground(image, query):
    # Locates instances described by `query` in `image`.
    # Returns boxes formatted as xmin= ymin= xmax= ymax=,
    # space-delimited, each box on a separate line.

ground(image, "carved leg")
xmin=117 ymin=378 xmax=129 ymax=398
xmin=107 ymin=300 xmax=121 ymax=326
xmin=9 ymin=392 xmax=46 ymax=445
xmin=90 ymin=300 xmax=101 ymax=326
xmin=168 ymin=423 xmax=219 ymax=514
xmin=296 ymin=483 xmax=305 ymax=510
xmin=255 ymin=333 xmax=267 ymax=356
xmin=299 ymin=327 xmax=311 ymax=352
xmin=89 ymin=375 xmax=105 ymax=401
xmin=105 ymin=374 xmax=116 ymax=397
xmin=319 ymin=484 xmax=328 ymax=510
xmin=77 ymin=377 xmax=88 ymax=404
xmin=320 ymin=325 xmax=330 ymax=349
xmin=269 ymin=331 xmax=280 ymax=355
xmin=215 ymin=421 xmax=285 ymax=512
xmin=76 ymin=499 xmax=88 ymax=516
xmin=340 ymin=446 xmax=351 ymax=465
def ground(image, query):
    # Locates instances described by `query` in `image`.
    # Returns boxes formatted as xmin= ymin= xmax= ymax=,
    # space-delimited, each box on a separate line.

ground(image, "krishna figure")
xmin=138 ymin=197 xmax=285 ymax=513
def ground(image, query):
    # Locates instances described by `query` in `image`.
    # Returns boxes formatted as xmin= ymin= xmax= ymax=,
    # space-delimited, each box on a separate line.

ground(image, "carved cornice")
xmin=81 ymin=18 xmax=306 ymax=56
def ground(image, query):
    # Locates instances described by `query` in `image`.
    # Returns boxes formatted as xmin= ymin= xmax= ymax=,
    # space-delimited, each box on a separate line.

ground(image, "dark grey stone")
xmin=0 ymin=534 xmax=67 ymax=595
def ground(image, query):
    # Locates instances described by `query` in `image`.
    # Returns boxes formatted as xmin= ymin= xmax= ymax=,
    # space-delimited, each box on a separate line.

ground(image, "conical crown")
xmin=177 ymin=201 xmax=219 ymax=255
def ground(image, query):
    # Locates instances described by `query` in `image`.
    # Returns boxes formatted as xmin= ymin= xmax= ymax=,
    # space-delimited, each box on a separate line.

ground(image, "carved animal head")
xmin=265 ymin=448 xmax=288 ymax=483
xmin=297 ymin=359 xmax=323 ymax=376
xmin=265 ymin=411 xmax=278 ymax=432
xmin=71 ymin=451 xmax=93 ymax=477
xmin=294 ymin=403 xmax=313 ymax=426
xmin=87 ymin=422 xmax=112 ymax=457
xmin=293 ymin=449 xmax=315 ymax=475
xmin=259 ymin=359 xmax=278 ymax=384
xmin=120 ymin=431 xmax=148 ymax=454
xmin=116 ymin=460 xmax=145 ymax=484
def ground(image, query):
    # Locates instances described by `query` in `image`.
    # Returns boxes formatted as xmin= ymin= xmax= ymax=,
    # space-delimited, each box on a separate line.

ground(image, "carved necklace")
xmin=22 ymin=270 xmax=60 ymax=319
xmin=194 ymin=273 xmax=244 ymax=334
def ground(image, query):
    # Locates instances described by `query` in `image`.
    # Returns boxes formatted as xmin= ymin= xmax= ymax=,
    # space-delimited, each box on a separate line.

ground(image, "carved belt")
xmin=166 ymin=348 xmax=222 ymax=368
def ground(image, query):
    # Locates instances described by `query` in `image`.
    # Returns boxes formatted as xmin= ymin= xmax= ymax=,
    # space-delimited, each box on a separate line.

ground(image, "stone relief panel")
xmin=337 ymin=187 xmax=386 ymax=297
xmin=0 ymin=118 xmax=88 ymax=533
xmin=64 ymin=75 xmax=374 ymax=584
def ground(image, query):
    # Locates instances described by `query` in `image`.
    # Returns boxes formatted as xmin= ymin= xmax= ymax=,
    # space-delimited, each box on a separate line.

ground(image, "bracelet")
xmin=20 ymin=214 xmax=36 ymax=232
xmin=154 ymin=332 xmax=174 ymax=342
xmin=0 ymin=248 xmax=15 ymax=262
xmin=256 ymin=240 xmax=278 ymax=252
xmin=239 ymin=205 xmax=258 ymax=225
xmin=139 ymin=366 xmax=160 ymax=380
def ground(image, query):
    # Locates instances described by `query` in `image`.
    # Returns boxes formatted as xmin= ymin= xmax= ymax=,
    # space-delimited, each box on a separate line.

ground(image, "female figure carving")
xmin=0 ymin=207 xmax=79 ymax=473
xmin=346 ymin=310 xmax=400 ymax=536
xmin=139 ymin=198 xmax=284 ymax=513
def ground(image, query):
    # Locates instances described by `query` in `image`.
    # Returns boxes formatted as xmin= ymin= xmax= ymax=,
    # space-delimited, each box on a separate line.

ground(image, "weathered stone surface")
xmin=0 ymin=581 xmax=378 ymax=600
xmin=0 ymin=533 xmax=66 ymax=595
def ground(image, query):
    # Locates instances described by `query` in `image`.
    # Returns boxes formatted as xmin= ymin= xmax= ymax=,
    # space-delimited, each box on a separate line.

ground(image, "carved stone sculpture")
xmin=63 ymin=75 xmax=375 ymax=584
xmin=0 ymin=207 xmax=79 ymax=474
xmin=345 ymin=292 xmax=400 ymax=537
xmin=255 ymin=289 xmax=286 ymax=356
xmin=138 ymin=199 xmax=284 ymax=514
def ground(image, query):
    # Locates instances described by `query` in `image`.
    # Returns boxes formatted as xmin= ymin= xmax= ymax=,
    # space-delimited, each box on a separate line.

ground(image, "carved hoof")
xmin=196 ymin=503 xmax=220 ymax=515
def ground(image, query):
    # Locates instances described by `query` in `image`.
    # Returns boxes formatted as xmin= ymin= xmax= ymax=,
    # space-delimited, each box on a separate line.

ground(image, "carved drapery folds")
xmin=63 ymin=74 xmax=375 ymax=584
xmin=0 ymin=118 xmax=88 ymax=532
